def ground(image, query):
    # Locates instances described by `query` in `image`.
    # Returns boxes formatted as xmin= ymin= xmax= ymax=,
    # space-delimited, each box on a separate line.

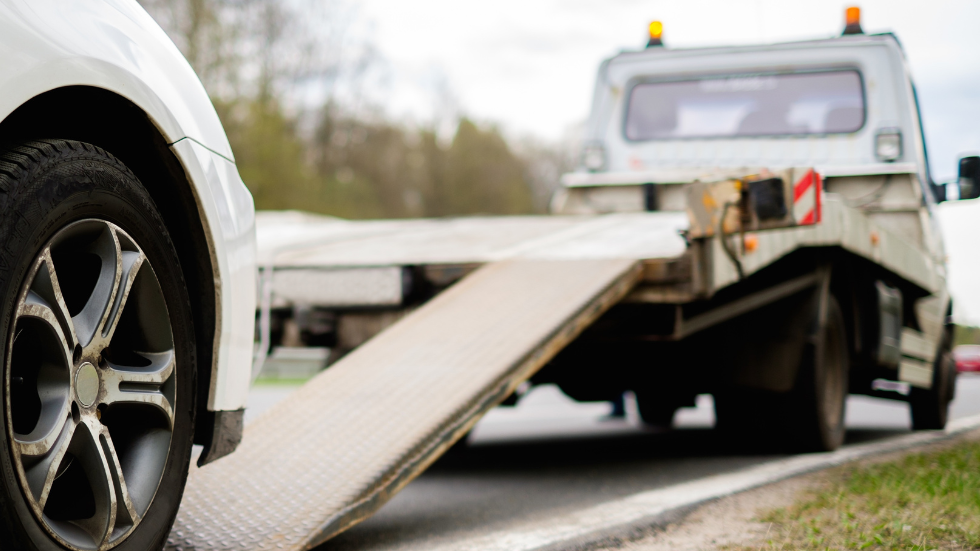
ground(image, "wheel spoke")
xmin=71 ymin=226 xmax=121 ymax=349
xmin=98 ymin=427 xmax=139 ymax=531
xmin=102 ymin=351 xmax=176 ymax=427
xmin=19 ymin=415 xmax=75 ymax=509
xmin=13 ymin=403 xmax=71 ymax=458
xmin=17 ymin=294 xmax=73 ymax=368
xmin=68 ymin=418 xmax=117 ymax=548
xmin=23 ymin=249 xmax=78 ymax=350
xmin=100 ymin=246 xmax=145 ymax=346
xmin=13 ymin=282 xmax=72 ymax=456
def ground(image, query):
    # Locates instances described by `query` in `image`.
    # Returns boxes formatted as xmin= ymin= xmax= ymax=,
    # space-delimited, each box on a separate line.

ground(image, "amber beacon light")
xmin=843 ymin=6 xmax=864 ymax=35
xmin=647 ymin=20 xmax=664 ymax=47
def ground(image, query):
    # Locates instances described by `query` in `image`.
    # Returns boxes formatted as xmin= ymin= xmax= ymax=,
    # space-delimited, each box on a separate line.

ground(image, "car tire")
xmin=0 ymin=140 xmax=196 ymax=551
xmin=909 ymin=324 xmax=956 ymax=430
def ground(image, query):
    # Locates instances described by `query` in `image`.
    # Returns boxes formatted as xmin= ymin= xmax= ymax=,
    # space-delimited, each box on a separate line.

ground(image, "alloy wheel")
xmin=5 ymin=219 xmax=176 ymax=550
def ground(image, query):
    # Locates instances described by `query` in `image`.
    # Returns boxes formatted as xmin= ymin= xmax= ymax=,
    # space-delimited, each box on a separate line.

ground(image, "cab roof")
xmin=608 ymin=32 xmax=905 ymax=65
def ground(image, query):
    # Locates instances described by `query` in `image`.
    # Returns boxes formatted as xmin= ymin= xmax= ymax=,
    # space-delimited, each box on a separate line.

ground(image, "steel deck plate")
xmin=166 ymin=259 xmax=640 ymax=550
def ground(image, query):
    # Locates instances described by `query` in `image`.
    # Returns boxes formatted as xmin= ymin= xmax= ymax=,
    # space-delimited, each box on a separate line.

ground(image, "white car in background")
xmin=0 ymin=1 xmax=256 ymax=549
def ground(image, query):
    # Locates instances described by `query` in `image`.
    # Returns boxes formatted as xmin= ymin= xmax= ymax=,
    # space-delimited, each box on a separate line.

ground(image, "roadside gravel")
xmin=591 ymin=474 xmax=815 ymax=551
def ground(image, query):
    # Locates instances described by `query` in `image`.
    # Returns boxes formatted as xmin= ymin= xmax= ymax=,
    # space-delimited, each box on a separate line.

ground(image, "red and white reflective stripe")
xmin=793 ymin=169 xmax=822 ymax=225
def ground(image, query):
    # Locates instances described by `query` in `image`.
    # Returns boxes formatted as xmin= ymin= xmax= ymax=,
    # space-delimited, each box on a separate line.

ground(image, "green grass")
xmin=735 ymin=439 xmax=980 ymax=550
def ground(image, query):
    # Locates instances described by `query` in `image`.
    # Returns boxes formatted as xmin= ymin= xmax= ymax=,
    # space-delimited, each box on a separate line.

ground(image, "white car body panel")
xmin=0 ymin=0 xmax=256 ymax=411
xmin=174 ymin=140 xmax=256 ymax=410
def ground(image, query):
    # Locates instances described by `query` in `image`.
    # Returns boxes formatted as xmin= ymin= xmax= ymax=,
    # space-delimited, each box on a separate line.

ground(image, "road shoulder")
xmin=593 ymin=427 xmax=980 ymax=551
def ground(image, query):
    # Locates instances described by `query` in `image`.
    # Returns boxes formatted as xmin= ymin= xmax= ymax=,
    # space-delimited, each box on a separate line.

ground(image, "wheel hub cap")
xmin=75 ymin=363 xmax=99 ymax=407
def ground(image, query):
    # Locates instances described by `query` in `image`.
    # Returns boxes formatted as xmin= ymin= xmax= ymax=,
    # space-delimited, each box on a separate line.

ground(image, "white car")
xmin=0 ymin=1 xmax=256 ymax=549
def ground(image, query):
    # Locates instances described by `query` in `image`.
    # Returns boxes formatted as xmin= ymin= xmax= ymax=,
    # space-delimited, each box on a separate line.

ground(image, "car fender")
xmin=0 ymin=0 xmax=255 ymax=412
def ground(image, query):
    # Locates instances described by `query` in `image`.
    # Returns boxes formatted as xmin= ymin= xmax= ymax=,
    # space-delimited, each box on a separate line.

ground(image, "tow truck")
xmin=166 ymin=8 xmax=977 ymax=550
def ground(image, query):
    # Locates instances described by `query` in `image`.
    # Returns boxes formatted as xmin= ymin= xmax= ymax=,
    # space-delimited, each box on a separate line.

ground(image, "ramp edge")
xmin=304 ymin=260 xmax=643 ymax=548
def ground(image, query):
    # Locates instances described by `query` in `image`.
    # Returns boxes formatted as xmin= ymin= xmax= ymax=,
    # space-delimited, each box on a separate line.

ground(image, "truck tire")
xmin=0 ymin=140 xmax=197 ymax=551
xmin=909 ymin=325 xmax=956 ymax=430
xmin=635 ymin=394 xmax=678 ymax=428
xmin=714 ymin=293 xmax=848 ymax=452
xmin=788 ymin=294 xmax=849 ymax=452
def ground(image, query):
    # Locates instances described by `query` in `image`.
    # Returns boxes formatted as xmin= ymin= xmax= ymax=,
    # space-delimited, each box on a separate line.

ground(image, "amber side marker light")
xmin=647 ymin=20 xmax=664 ymax=47
xmin=843 ymin=6 xmax=864 ymax=35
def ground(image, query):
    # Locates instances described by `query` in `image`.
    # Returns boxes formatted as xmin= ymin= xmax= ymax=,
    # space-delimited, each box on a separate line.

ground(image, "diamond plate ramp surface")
xmin=167 ymin=259 xmax=641 ymax=551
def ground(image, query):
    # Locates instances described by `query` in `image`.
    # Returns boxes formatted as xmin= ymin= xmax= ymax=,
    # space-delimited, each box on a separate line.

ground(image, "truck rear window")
xmin=625 ymin=70 xmax=865 ymax=140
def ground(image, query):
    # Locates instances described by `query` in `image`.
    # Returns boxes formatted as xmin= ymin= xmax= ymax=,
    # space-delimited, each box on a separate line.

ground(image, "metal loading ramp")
xmin=167 ymin=258 xmax=641 ymax=551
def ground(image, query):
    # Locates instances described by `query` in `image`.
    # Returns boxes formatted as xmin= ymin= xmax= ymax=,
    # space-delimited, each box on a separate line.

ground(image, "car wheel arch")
xmin=0 ymin=85 xmax=221 ymax=449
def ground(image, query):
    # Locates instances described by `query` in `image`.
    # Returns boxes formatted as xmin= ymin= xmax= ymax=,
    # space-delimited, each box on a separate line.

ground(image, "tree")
xmin=439 ymin=119 xmax=534 ymax=216
xmin=139 ymin=0 xmax=544 ymax=219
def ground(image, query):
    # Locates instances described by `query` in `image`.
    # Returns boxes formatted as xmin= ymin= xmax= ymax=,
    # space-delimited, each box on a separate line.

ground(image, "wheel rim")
xmin=5 ymin=219 xmax=176 ymax=550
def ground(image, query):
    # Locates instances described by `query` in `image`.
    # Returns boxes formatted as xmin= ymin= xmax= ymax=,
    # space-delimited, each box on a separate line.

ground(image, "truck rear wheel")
xmin=787 ymin=295 xmax=848 ymax=452
xmin=909 ymin=325 xmax=956 ymax=430
xmin=714 ymin=293 xmax=848 ymax=452
xmin=634 ymin=394 xmax=678 ymax=428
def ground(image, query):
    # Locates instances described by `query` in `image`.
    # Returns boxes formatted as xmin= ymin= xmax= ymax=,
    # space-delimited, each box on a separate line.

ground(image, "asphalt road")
xmin=245 ymin=375 xmax=980 ymax=551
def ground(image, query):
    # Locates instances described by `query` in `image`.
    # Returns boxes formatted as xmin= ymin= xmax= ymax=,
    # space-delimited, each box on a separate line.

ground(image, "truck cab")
xmin=555 ymin=28 xmax=967 ymax=232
